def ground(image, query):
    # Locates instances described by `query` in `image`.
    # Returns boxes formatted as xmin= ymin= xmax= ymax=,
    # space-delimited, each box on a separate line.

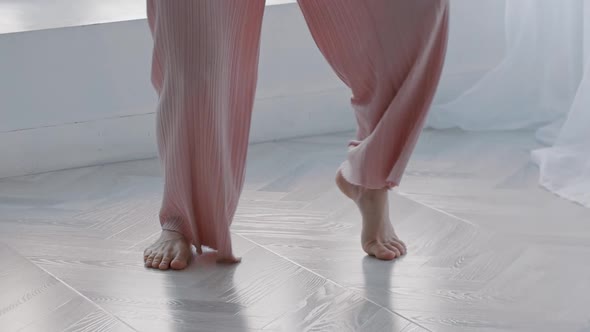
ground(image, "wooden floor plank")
xmin=1 ymin=130 xmax=589 ymax=331
xmin=0 ymin=244 xmax=132 ymax=332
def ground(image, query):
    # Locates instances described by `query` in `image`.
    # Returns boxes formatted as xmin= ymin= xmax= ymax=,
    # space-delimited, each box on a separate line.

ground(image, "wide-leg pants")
xmin=147 ymin=0 xmax=449 ymax=261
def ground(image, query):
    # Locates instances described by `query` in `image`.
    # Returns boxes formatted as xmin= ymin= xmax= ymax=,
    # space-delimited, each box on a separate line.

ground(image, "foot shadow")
xmin=157 ymin=250 xmax=251 ymax=331
xmin=361 ymin=255 xmax=397 ymax=309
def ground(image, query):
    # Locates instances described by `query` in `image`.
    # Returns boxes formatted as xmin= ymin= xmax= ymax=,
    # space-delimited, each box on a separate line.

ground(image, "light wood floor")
xmin=1 ymin=129 xmax=589 ymax=332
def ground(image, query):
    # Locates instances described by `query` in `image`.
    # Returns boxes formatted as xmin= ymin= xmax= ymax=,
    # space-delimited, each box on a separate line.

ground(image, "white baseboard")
xmin=0 ymin=87 xmax=353 ymax=178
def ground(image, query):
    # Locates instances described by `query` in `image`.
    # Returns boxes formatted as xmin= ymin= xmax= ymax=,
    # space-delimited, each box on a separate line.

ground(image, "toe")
xmin=145 ymin=253 xmax=156 ymax=268
xmin=152 ymin=254 xmax=163 ymax=268
xmin=366 ymin=242 xmax=396 ymax=261
xmin=390 ymin=240 xmax=406 ymax=256
xmin=374 ymin=246 xmax=396 ymax=260
xmin=159 ymin=256 xmax=172 ymax=270
xmin=143 ymin=249 xmax=152 ymax=262
xmin=170 ymin=258 xmax=188 ymax=270
xmin=399 ymin=238 xmax=407 ymax=249
xmin=170 ymin=250 xmax=190 ymax=270
xmin=385 ymin=243 xmax=402 ymax=258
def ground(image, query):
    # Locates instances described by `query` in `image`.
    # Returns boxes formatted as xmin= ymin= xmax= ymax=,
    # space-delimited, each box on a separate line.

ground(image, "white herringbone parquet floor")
xmin=1 ymin=129 xmax=590 ymax=332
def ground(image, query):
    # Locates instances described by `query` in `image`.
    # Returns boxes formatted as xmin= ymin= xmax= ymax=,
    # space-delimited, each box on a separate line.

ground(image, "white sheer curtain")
xmin=428 ymin=0 xmax=590 ymax=207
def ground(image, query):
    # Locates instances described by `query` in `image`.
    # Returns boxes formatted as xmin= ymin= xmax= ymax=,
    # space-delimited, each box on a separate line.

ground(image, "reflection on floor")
xmin=1 ymin=129 xmax=589 ymax=331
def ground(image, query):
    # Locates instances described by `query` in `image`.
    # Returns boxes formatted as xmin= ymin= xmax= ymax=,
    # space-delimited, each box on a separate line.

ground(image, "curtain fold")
xmin=428 ymin=0 xmax=590 ymax=207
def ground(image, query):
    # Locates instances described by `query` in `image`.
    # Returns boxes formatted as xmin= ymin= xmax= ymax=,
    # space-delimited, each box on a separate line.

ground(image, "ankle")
xmin=336 ymin=170 xmax=390 ymax=201
xmin=160 ymin=229 xmax=186 ymax=240
xmin=358 ymin=186 xmax=386 ymax=197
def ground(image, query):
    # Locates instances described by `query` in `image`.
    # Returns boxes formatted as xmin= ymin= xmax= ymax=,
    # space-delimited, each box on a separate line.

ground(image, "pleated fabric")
xmin=147 ymin=0 xmax=265 ymax=261
xmin=147 ymin=0 xmax=449 ymax=261
xmin=298 ymin=0 xmax=449 ymax=189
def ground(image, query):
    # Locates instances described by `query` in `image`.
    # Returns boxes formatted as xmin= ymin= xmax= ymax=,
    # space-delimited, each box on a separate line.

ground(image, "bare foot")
xmin=336 ymin=171 xmax=407 ymax=261
xmin=144 ymin=230 xmax=192 ymax=270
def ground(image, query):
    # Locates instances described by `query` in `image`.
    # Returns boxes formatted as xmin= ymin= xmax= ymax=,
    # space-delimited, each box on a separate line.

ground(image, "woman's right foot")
xmin=336 ymin=171 xmax=407 ymax=261
xmin=144 ymin=230 xmax=192 ymax=270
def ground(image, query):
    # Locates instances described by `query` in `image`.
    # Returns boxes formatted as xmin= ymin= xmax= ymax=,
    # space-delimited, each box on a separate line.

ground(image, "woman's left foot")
xmin=336 ymin=171 xmax=407 ymax=260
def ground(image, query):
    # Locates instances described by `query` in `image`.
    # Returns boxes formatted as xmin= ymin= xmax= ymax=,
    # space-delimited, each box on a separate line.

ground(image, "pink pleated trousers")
xmin=147 ymin=0 xmax=449 ymax=261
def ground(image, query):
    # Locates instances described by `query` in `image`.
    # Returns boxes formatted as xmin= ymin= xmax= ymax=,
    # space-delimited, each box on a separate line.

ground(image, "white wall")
xmin=0 ymin=0 xmax=507 ymax=178
xmin=436 ymin=0 xmax=506 ymax=102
